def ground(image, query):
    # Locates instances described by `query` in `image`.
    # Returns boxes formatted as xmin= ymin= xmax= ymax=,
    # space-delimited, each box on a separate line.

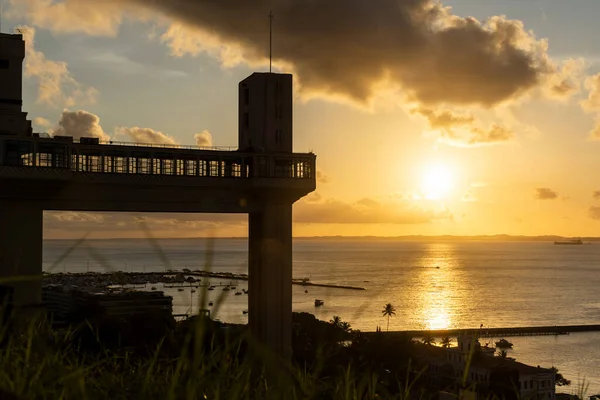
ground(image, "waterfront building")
xmin=42 ymin=284 xmax=173 ymax=323
xmin=418 ymin=335 xmax=555 ymax=400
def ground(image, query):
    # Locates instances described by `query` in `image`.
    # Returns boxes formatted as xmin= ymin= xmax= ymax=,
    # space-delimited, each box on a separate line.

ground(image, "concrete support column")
xmin=248 ymin=201 xmax=293 ymax=361
xmin=0 ymin=202 xmax=43 ymax=306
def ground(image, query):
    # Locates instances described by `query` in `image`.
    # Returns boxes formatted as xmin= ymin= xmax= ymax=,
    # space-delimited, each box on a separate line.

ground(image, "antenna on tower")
xmin=268 ymin=11 xmax=274 ymax=73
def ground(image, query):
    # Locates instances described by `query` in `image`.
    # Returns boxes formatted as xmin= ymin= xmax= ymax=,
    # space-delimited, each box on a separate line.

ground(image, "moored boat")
xmin=314 ymin=299 xmax=324 ymax=307
xmin=495 ymin=338 xmax=513 ymax=348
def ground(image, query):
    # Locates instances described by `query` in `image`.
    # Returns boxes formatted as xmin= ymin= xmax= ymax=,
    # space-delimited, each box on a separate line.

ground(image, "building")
xmin=238 ymin=72 xmax=293 ymax=153
xmin=0 ymin=32 xmax=33 ymax=136
xmin=419 ymin=335 xmax=555 ymax=400
xmin=42 ymin=284 xmax=173 ymax=323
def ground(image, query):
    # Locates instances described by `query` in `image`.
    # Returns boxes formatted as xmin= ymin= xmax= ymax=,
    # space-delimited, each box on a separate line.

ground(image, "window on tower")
xmin=244 ymin=87 xmax=250 ymax=105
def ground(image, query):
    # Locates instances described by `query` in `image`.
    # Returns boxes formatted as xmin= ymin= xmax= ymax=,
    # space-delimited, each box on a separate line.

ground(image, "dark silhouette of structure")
xmin=0 ymin=31 xmax=316 ymax=359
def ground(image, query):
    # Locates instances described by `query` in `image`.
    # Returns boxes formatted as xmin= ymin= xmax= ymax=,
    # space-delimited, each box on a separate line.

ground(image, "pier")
xmin=366 ymin=324 xmax=600 ymax=338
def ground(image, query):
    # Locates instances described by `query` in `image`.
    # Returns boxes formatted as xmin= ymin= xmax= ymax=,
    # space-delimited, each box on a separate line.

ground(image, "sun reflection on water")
xmin=417 ymin=243 xmax=463 ymax=331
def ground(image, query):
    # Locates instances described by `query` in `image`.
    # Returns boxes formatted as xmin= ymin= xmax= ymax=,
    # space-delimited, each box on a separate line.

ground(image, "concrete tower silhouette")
xmin=0 ymin=31 xmax=32 ymax=136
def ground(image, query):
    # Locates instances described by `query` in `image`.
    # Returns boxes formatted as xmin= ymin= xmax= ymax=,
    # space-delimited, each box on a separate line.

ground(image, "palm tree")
xmin=422 ymin=335 xmax=436 ymax=346
xmin=441 ymin=336 xmax=452 ymax=348
xmin=340 ymin=321 xmax=351 ymax=333
xmin=330 ymin=316 xmax=342 ymax=329
xmin=382 ymin=303 xmax=396 ymax=331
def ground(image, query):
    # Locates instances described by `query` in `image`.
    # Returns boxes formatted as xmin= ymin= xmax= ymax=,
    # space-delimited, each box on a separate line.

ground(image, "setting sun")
xmin=421 ymin=164 xmax=454 ymax=200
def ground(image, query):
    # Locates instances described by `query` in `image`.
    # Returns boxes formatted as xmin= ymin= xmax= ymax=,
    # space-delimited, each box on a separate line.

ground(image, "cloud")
xmin=316 ymin=170 xmax=330 ymax=184
xmin=43 ymin=193 xmax=452 ymax=238
xmin=50 ymin=110 xmax=110 ymax=141
xmin=33 ymin=117 xmax=52 ymax=127
xmin=416 ymin=107 xmax=515 ymax=146
xmin=293 ymin=194 xmax=452 ymax=224
xmin=17 ymin=25 xmax=98 ymax=108
xmin=194 ymin=130 xmax=212 ymax=147
xmin=88 ymin=51 xmax=188 ymax=78
xmin=115 ymin=127 xmax=177 ymax=145
xmin=7 ymin=0 xmax=130 ymax=36
xmin=46 ymin=110 xmax=212 ymax=145
xmin=581 ymin=74 xmax=600 ymax=139
xmin=589 ymin=206 xmax=600 ymax=220
xmin=593 ymin=191 xmax=600 ymax=200
xmin=9 ymin=0 xmax=567 ymax=109
xmin=44 ymin=211 xmax=246 ymax=238
xmin=544 ymin=58 xmax=586 ymax=100
xmin=534 ymin=188 xmax=558 ymax=200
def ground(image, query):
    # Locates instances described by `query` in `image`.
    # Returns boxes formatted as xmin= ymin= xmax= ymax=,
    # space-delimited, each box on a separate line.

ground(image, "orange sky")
xmin=6 ymin=0 xmax=600 ymax=238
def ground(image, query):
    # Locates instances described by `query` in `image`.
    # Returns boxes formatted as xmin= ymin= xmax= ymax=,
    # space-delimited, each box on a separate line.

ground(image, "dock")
xmin=365 ymin=324 xmax=600 ymax=338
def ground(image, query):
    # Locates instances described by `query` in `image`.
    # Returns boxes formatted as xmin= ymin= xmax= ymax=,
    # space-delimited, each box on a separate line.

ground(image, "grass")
xmin=0 ymin=230 xmax=593 ymax=399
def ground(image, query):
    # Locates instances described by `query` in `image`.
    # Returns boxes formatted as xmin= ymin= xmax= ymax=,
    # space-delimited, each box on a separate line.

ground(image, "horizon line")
xmin=43 ymin=234 xmax=600 ymax=241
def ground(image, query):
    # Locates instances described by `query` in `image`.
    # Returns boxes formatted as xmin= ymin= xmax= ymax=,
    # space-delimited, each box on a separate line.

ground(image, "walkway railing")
xmin=0 ymin=135 xmax=316 ymax=180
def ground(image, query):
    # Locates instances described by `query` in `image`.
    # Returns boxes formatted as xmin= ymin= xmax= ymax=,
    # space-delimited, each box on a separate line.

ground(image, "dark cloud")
xmin=13 ymin=0 xmax=563 ymax=108
xmin=593 ymin=191 xmax=600 ymax=200
xmin=146 ymin=0 xmax=557 ymax=107
xmin=534 ymin=188 xmax=558 ymax=200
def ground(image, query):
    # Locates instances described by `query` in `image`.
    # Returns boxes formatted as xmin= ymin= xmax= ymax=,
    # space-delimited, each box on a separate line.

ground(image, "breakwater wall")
xmin=364 ymin=324 xmax=600 ymax=338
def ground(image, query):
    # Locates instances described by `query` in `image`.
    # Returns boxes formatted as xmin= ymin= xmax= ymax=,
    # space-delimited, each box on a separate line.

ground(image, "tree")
xmin=551 ymin=367 xmax=571 ymax=386
xmin=441 ymin=336 xmax=452 ymax=348
xmin=381 ymin=303 xmax=396 ymax=332
xmin=497 ymin=349 xmax=508 ymax=358
xmin=422 ymin=335 xmax=436 ymax=346
xmin=340 ymin=321 xmax=352 ymax=333
xmin=329 ymin=316 xmax=342 ymax=329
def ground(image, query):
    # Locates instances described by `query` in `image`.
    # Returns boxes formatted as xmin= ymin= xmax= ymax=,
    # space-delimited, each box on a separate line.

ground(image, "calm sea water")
xmin=43 ymin=238 xmax=600 ymax=394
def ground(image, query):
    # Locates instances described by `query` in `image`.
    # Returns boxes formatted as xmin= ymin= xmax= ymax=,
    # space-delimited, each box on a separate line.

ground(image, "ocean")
xmin=43 ymin=238 xmax=600 ymax=394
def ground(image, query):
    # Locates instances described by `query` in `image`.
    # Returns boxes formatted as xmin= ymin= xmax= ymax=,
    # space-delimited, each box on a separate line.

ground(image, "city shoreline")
xmin=42 ymin=270 xmax=366 ymax=291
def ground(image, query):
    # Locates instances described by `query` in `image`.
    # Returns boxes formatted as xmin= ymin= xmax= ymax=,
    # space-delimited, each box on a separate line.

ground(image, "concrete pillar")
xmin=248 ymin=201 xmax=293 ymax=360
xmin=0 ymin=202 xmax=43 ymax=306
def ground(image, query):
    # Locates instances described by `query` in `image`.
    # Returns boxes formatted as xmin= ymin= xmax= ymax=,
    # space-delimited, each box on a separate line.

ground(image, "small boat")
xmin=235 ymin=291 xmax=242 ymax=296
xmin=223 ymin=287 xmax=230 ymax=291
xmin=151 ymin=287 xmax=157 ymax=290
xmin=208 ymin=301 xmax=213 ymax=306
xmin=314 ymin=299 xmax=324 ymax=307
xmin=242 ymin=310 xmax=248 ymax=315
xmin=177 ymin=288 xmax=184 ymax=292
xmin=304 ymin=290 xmax=308 ymax=294
xmin=191 ymin=290 xmax=196 ymax=293
xmin=495 ymin=338 xmax=513 ymax=349
xmin=208 ymin=286 xmax=215 ymax=291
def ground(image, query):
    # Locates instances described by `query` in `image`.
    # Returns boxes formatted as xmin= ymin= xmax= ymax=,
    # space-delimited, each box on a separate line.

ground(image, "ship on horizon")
xmin=554 ymin=238 xmax=584 ymax=245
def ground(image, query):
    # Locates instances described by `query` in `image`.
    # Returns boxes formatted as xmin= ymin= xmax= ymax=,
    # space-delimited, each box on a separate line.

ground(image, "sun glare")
xmin=421 ymin=163 xmax=454 ymax=200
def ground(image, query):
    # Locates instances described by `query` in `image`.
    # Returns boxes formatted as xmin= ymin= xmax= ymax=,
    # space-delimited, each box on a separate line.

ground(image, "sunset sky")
xmin=5 ymin=0 xmax=600 ymax=238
